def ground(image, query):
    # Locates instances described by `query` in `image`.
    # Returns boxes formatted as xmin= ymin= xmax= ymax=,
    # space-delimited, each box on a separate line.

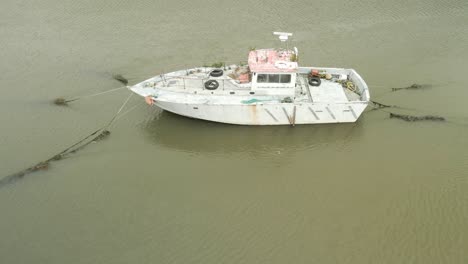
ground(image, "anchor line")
xmin=106 ymin=92 xmax=134 ymax=129
xmin=1 ymin=92 xmax=136 ymax=189
xmin=54 ymin=85 xmax=128 ymax=105
xmin=67 ymin=86 xmax=128 ymax=102
xmin=62 ymin=93 xmax=134 ymax=155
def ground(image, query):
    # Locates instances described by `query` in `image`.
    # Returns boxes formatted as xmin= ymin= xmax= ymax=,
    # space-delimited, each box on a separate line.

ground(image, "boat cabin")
xmin=247 ymin=42 xmax=298 ymax=95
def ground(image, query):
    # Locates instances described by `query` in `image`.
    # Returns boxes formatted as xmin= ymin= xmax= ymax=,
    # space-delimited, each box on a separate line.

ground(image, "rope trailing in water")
xmin=391 ymin=83 xmax=430 ymax=92
xmin=105 ymin=93 xmax=133 ymax=129
xmin=0 ymin=93 xmax=135 ymax=188
xmin=369 ymin=100 xmax=422 ymax=112
xmin=54 ymin=85 xmax=127 ymax=106
xmin=370 ymin=100 xmax=393 ymax=109
xmin=388 ymin=112 xmax=446 ymax=122
xmin=370 ymin=83 xmax=429 ymax=100
xmin=369 ymin=82 xmax=453 ymax=122
xmin=366 ymin=101 xmax=447 ymax=123
xmin=370 ymin=83 xmax=428 ymax=92
xmin=367 ymin=83 xmax=450 ymax=122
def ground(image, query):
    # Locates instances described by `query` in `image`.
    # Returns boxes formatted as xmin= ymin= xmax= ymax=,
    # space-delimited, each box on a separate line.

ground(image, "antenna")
xmin=273 ymin=32 xmax=293 ymax=42
xmin=273 ymin=32 xmax=293 ymax=49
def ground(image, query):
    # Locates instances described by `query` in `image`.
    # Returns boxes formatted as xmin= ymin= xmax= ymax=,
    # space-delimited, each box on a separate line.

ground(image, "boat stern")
xmin=348 ymin=69 xmax=370 ymax=103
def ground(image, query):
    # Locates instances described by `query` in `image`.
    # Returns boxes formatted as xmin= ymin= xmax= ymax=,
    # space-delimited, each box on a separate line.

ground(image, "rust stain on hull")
xmin=249 ymin=105 xmax=258 ymax=125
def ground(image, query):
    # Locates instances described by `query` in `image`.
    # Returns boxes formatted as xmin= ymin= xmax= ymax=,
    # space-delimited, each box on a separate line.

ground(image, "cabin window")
xmin=257 ymin=74 xmax=267 ymax=83
xmin=268 ymin=74 xmax=279 ymax=83
xmin=280 ymin=74 xmax=291 ymax=83
xmin=257 ymin=74 xmax=291 ymax=84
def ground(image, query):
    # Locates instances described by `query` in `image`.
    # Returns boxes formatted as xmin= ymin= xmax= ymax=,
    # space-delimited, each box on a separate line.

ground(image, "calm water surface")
xmin=1 ymin=0 xmax=467 ymax=263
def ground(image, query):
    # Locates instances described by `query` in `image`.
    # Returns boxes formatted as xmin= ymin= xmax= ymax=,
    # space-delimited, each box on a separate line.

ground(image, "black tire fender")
xmin=209 ymin=69 xmax=224 ymax=77
xmin=204 ymin=80 xmax=219 ymax=90
xmin=309 ymin=77 xmax=321 ymax=86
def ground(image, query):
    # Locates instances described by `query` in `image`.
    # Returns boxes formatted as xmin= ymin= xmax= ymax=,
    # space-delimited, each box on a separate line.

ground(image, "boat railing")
xmin=145 ymin=61 xmax=250 ymax=91
xmin=155 ymin=74 xmax=250 ymax=91
xmin=154 ymin=60 xmax=248 ymax=75
xmin=348 ymin=70 xmax=370 ymax=102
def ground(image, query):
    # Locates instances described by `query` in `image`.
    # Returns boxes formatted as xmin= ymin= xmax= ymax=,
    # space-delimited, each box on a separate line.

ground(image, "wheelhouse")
xmin=248 ymin=48 xmax=298 ymax=95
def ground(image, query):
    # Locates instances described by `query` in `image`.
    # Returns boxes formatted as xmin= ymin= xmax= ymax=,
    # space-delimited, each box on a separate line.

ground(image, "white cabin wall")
xmin=251 ymin=72 xmax=296 ymax=97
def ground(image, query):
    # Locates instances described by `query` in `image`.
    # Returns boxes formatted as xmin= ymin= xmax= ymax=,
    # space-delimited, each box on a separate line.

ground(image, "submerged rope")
xmin=1 ymin=92 xmax=135 ymax=188
xmin=388 ymin=111 xmax=446 ymax=122
xmin=366 ymin=82 xmax=450 ymax=123
xmin=391 ymin=83 xmax=431 ymax=92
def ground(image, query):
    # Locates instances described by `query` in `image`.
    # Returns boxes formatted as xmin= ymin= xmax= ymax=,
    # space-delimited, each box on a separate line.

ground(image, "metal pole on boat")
xmin=292 ymin=106 xmax=297 ymax=126
xmin=160 ymin=73 xmax=166 ymax=87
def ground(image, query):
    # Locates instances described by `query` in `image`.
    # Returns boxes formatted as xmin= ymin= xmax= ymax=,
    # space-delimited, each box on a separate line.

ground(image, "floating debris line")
xmin=1 ymin=93 xmax=134 ymax=188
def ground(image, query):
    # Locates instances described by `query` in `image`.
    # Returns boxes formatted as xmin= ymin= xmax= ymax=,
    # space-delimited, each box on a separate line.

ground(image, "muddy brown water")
xmin=1 ymin=0 xmax=467 ymax=263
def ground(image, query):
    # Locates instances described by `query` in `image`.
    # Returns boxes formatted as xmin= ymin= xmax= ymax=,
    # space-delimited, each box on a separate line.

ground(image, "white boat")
xmin=130 ymin=32 xmax=370 ymax=125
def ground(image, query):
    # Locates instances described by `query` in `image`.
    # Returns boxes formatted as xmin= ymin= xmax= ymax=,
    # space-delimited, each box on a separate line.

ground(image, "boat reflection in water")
xmin=142 ymin=110 xmax=366 ymax=157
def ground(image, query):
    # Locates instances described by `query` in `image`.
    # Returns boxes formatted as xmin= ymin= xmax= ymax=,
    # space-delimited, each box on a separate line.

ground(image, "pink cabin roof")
xmin=248 ymin=49 xmax=298 ymax=73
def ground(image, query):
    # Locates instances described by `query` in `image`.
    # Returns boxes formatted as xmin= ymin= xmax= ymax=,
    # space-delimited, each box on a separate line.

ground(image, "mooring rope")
xmin=65 ymin=93 xmax=135 ymax=155
xmin=70 ymin=86 xmax=127 ymax=101
xmin=367 ymin=82 xmax=443 ymax=118
xmin=54 ymin=85 xmax=128 ymax=105
xmin=55 ymin=128 xmax=104 ymax=157
xmin=105 ymin=93 xmax=133 ymax=129
xmin=368 ymin=83 xmax=433 ymax=101
xmin=112 ymin=103 xmax=142 ymax=124
xmin=0 ymin=92 xmax=135 ymax=188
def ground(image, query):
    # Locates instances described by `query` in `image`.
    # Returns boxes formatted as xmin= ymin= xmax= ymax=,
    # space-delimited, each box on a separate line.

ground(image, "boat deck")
xmin=152 ymin=69 xmax=251 ymax=91
xmin=296 ymin=75 xmax=361 ymax=103
xmin=136 ymin=67 xmax=364 ymax=103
